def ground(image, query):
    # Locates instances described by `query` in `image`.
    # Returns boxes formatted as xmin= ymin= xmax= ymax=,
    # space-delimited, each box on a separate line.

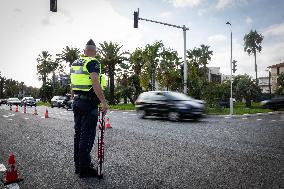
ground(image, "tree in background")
xmin=233 ymin=74 xmax=261 ymax=107
xmin=99 ymin=41 xmax=128 ymax=105
xmin=36 ymin=51 xmax=62 ymax=101
xmin=244 ymin=30 xmax=264 ymax=84
xmin=156 ymin=48 xmax=181 ymax=91
xmin=187 ymin=44 xmax=213 ymax=98
xmin=56 ymin=46 xmax=81 ymax=68
xmin=275 ymin=72 xmax=284 ymax=95
xmin=140 ymin=41 xmax=164 ymax=90
xmin=0 ymin=72 xmax=5 ymax=98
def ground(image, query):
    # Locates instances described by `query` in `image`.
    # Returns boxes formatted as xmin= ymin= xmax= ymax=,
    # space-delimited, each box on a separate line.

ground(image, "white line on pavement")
xmin=224 ymin=116 xmax=231 ymax=119
xmin=257 ymin=119 xmax=262 ymax=121
xmin=242 ymin=117 xmax=248 ymax=120
xmin=8 ymin=119 xmax=13 ymax=121
xmin=130 ymin=114 xmax=137 ymax=116
xmin=24 ymin=118 xmax=29 ymax=120
xmin=271 ymin=120 xmax=276 ymax=122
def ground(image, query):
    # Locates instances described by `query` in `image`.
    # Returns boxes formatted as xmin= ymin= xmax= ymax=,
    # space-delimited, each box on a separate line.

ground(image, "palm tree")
xmin=244 ymin=30 xmax=264 ymax=84
xmin=56 ymin=46 xmax=81 ymax=68
xmin=129 ymin=48 xmax=144 ymax=97
xmin=98 ymin=41 xmax=128 ymax=105
xmin=37 ymin=51 xmax=54 ymax=86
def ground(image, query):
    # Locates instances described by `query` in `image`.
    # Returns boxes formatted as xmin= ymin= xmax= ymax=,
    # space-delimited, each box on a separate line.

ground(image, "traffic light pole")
xmin=230 ymin=30 xmax=233 ymax=115
xmin=135 ymin=10 xmax=189 ymax=94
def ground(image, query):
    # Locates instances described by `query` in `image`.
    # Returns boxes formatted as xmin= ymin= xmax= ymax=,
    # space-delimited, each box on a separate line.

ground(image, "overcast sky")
xmin=0 ymin=0 xmax=283 ymax=88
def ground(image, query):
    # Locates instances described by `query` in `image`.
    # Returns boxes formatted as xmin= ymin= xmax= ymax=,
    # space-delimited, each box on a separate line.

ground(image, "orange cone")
xmin=15 ymin=105 xmax=18 ymax=112
xmin=1 ymin=153 xmax=23 ymax=185
xmin=34 ymin=106 xmax=38 ymax=115
xmin=45 ymin=108 xmax=49 ymax=118
xmin=23 ymin=104 xmax=26 ymax=114
xmin=105 ymin=117 xmax=112 ymax=129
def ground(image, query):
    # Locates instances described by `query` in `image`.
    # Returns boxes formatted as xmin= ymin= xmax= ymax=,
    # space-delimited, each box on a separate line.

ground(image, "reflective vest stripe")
xmin=71 ymin=84 xmax=92 ymax=90
xmin=70 ymin=66 xmax=89 ymax=74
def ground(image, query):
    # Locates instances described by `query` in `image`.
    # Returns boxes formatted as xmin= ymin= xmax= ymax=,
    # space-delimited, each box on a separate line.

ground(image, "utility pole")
xmin=226 ymin=21 xmax=233 ymax=115
xmin=134 ymin=9 xmax=189 ymax=94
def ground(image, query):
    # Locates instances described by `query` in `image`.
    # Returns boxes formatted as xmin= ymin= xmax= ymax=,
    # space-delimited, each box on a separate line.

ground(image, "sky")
xmin=0 ymin=0 xmax=283 ymax=88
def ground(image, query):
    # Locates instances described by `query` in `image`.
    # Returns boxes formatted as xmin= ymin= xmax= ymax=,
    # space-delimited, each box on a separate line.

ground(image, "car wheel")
xmin=168 ymin=111 xmax=180 ymax=122
xmin=137 ymin=109 xmax=146 ymax=119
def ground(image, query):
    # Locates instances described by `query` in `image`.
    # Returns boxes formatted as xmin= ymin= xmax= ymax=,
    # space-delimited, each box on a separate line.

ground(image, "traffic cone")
xmin=23 ymin=104 xmax=26 ymax=114
xmin=15 ymin=105 xmax=18 ymax=113
xmin=34 ymin=106 xmax=38 ymax=115
xmin=1 ymin=153 xmax=23 ymax=185
xmin=105 ymin=117 xmax=112 ymax=129
xmin=9 ymin=104 xmax=12 ymax=111
xmin=45 ymin=108 xmax=49 ymax=118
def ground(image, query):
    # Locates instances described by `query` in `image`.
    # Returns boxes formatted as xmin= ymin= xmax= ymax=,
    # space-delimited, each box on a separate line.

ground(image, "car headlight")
xmin=260 ymin=100 xmax=267 ymax=105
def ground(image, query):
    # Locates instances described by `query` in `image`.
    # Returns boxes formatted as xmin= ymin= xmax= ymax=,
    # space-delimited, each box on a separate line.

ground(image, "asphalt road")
xmin=0 ymin=104 xmax=283 ymax=189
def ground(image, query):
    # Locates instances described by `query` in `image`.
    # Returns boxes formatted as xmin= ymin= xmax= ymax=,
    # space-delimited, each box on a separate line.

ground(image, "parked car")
xmin=21 ymin=97 xmax=36 ymax=107
xmin=135 ymin=91 xmax=205 ymax=121
xmin=62 ymin=94 xmax=73 ymax=110
xmin=7 ymin=98 xmax=21 ymax=106
xmin=51 ymin=96 xmax=66 ymax=108
xmin=261 ymin=97 xmax=284 ymax=110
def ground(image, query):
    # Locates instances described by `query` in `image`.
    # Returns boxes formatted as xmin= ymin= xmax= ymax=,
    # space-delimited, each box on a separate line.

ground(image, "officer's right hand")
xmin=101 ymin=102 xmax=108 ymax=115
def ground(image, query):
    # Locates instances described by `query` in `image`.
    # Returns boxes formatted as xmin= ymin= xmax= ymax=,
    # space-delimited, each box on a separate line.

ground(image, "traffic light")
xmin=50 ymin=0 xmax=57 ymax=12
xmin=232 ymin=60 xmax=237 ymax=73
xmin=134 ymin=10 xmax=139 ymax=28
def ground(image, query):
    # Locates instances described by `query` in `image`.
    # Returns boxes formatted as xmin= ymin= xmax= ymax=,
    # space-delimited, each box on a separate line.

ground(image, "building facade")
xmin=258 ymin=77 xmax=270 ymax=93
xmin=269 ymin=62 xmax=284 ymax=93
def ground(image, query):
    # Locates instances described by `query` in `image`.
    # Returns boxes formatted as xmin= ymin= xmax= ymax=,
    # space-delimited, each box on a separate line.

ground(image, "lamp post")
xmin=226 ymin=21 xmax=233 ymax=115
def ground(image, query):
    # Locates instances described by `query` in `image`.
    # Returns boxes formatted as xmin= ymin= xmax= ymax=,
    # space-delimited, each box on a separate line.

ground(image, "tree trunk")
xmin=245 ymin=96 xmax=251 ymax=107
xmin=124 ymin=96 xmax=127 ymax=104
xmin=254 ymin=52 xmax=258 ymax=84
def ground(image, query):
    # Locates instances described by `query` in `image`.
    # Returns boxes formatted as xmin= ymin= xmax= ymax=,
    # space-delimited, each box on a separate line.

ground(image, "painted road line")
xmin=130 ymin=113 xmax=137 ymax=116
xmin=268 ymin=112 xmax=273 ymax=114
xmin=2 ymin=115 xmax=9 ymax=118
xmin=257 ymin=119 xmax=262 ymax=121
xmin=257 ymin=113 xmax=262 ymax=115
xmin=224 ymin=116 xmax=231 ymax=119
xmin=243 ymin=114 xmax=249 ymax=116
xmin=24 ymin=118 xmax=29 ymax=120
xmin=242 ymin=117 xmax=248 ymax=120
xmin=8 ymin=118 xmax=13 ymax=121
xmin=271 ymin=120 xmax=276 ymax=122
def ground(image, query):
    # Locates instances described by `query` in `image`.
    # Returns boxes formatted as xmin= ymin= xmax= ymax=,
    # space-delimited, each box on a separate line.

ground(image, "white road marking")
xmin=243 ymin=114 xmax=249 ymax=116
xmin=24 ymin=118 xmax=29 ymax=120
xmin=257 ymin=113 xmax=262 ymax=115
xmin=242 ymin=117 xmax=248 ymax=120
xmin=268 ymin=112 xmax=273 ymax=114
xmin=271 ymin=120 xmax=276 ymax=122
xmin=122 ymin=112 xmax=129 ymax=114
xmin=8 ymin=119 xmax=13 ymax=121
xmin=2 ymin=115 xmax=9 ymax=118
xmin=0 ymin=163 xmax=7 ymax=172
xmin=130 ymin=114 xmax=137 ymax=116
xmin=41 ymin=116 xmax=45 ymax=119
xmin=224 ymin=116 xmax=231 ymax=119
xmin=6 ymin=183 xmax=20 ymax=189
xmin=122 ymin=117 xmax=127 ymax=119
xmin=257 ymin=119 xmax=262 ymax=121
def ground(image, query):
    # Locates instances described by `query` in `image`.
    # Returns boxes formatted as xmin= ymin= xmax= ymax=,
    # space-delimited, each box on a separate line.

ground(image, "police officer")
xmin=71 ymin=39 xmax=107 ymax=178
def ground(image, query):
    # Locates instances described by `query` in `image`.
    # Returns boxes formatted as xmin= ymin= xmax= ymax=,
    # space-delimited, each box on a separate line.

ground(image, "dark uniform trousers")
xmin=73 ymin=97 xmax=99 ymax=172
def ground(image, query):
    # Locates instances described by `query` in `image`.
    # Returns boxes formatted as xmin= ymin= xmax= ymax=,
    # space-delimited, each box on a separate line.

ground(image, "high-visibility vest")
xmin=70 ymin=56 xmax=107 ymax=91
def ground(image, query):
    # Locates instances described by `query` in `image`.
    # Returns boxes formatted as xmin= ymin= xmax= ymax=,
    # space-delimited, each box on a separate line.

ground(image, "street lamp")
xmin=226 ymin=21 xmax=233 ymax=115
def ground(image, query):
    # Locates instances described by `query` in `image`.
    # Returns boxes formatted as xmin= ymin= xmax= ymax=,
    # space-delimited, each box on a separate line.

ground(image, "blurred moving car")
xmin=261 ymin=97 xmax=284 ymax=110
xmin=7 ymin=98 xmax=21 ymax=106
xmin=0 ymin=99 xmax=8 ymax=105
xmin=51 ymin=96 xmax=67 ymax=108
xmin=135 ymin=91 xmax=205 ymax=121
xmin=21 ymin=97 xmax=36 ymax=107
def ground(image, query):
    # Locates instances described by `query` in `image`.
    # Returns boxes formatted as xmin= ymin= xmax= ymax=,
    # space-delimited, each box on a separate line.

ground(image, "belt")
xmin=76 ymin=95 xmax=93 ymax=101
